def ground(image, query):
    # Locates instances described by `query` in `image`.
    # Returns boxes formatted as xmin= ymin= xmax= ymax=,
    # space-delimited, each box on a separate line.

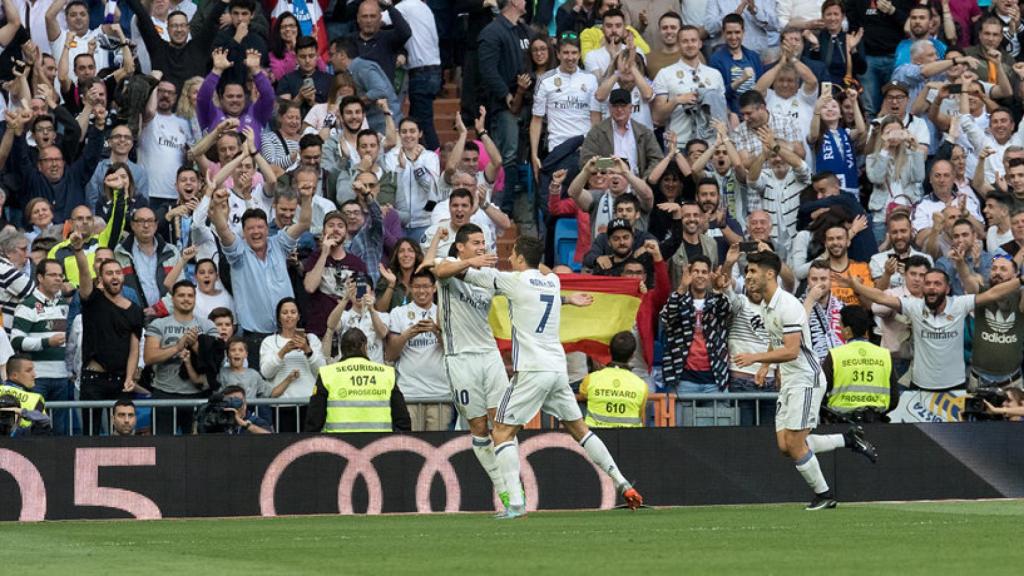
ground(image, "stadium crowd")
xmin=1 ymin=0 xmax=1024 ymax=437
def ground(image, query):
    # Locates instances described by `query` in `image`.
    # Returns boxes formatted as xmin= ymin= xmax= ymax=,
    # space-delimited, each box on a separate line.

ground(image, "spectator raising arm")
xmin=286 ymin=181 xmax=315 ymax=240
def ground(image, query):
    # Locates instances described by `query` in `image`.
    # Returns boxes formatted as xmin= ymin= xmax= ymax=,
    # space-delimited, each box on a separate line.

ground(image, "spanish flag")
xmin=488 ymin=275 xmax=643 ymax=364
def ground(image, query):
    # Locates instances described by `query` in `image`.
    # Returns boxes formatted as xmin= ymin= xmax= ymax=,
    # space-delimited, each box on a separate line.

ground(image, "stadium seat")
xmin=554 ymin=218 xmax=581 ymax=271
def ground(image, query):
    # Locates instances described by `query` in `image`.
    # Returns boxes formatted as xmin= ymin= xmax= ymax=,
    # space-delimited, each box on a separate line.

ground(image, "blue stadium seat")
xmin=554 ymin=218 xmax=581 ymax=271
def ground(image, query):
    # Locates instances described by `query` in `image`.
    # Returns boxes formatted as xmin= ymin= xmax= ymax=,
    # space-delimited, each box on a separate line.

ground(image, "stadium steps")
xmin=497 ymin=223 xmax=516 ymax=271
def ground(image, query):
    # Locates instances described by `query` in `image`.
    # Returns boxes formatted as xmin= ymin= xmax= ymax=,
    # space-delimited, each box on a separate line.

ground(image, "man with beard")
xmin=588 ymin=218 xmax=653 ymax=281
xmin=584 ymin=194 xmax=655 ymax=276
xmin=804 ymin=260 xmax=846 ymax=363
xmin=669 ymin=202 xmax=718 ymax=287
xmin=139 ymin=78 xmax=191 ymax=215
xmin=935 ymin=218 xmax=994 ymax=296
xmin=430 ymin=224 xmax=513 ymax=512
xmin=653 ymin=25 xmax=726 ymax=144
xmin=968 ymin=255 xmax=1024 ymax=390
xmin=157 ymin=167 xmax=201 ymax=251
xmin=893 ymin=4 xmax=947 ymax=67
xmin=143 ymin=281 xmax=218 ymax=435
xmin=869 ymin=211 xmax=932 ymax=290
xmin=583 ymin=9 xmax=642 ymax=77
xmin=736 ymin=251 xmax=876 ymax=511
xmin=303 ymin=211 xmax=368 ymax=336
xmin=823 ymin=224 xmax=873 ymax=306
xmin=76 ymin=231 xmax=145 ymax=435
xmin=696 ymin=178 xmax=744 ymax=256
xmin=835 ymin=264 xmax=1024 ymax=392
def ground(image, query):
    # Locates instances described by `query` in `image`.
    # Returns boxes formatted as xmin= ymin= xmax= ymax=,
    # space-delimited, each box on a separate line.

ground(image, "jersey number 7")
xmin=536 ymin=294 xmax=555 ymax=333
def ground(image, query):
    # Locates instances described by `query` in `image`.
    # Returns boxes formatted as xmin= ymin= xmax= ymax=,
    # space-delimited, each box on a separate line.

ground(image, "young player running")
xmin=735 ymin=251 xmax=876 ymax=510
xmin=460 ymin=236 xmax=643 ymax=519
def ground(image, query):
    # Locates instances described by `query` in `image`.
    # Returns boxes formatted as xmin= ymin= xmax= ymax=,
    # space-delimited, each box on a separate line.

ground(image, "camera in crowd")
xmin=963 ymin=387 xmax=1008 ymax=420
xmin=196 ymin=393 xmax=244 ymax=433
xmin=0 ymin=394 xmax=20 ymax=436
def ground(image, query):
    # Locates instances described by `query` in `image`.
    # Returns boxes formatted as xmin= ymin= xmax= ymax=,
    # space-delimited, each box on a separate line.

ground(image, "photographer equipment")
xmin=196 ymin=393 xmax=244 ymax=433
xmin=963 ymin=387 xmax=1007 ymax=421
xmin=0 ymin=394 xmax=19 ymax=436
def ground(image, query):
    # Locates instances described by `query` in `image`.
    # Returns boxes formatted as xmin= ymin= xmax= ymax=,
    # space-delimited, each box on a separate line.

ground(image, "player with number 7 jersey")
xmin=460 ymin=236 xmax=644 ymax=519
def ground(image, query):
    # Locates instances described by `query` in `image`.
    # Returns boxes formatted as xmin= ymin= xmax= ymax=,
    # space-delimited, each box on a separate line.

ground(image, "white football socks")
xmin=580 ymin=431 xmax=629 ymax=489
xmin=494 ymin=441 xmax=524 ymax=506
xmin=471 ymin=435 xmax=507 ymax=494
xmin=806 ymin=434 xmax=845 ymax=454
xmin=794 ymin=450 xmax=829 ymax=494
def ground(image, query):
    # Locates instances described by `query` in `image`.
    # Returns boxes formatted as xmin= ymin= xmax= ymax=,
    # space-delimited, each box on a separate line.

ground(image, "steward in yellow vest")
xmin=0 ymin=356 xmax=51 ymax=434
xmin=304 ymin=328 xmax=411 ymax=433
xmin=822 ymin=307 xmax=898 ymax=422
xmin=580 ymin=332 xmax=648 ymax=428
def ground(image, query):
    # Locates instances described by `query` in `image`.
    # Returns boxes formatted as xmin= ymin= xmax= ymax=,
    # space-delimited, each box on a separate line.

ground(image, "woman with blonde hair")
xmin=176 ymin=76 xmax=204 ymax=144
xmin=865 ymin=116 xmax=926 ymax=242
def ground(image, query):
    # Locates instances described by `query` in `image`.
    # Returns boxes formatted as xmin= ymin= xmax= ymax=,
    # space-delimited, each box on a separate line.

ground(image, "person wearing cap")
xmin=593 ymin=51 xmax=656 ymax=130
xmin=582 ymin=86 xmax=663 ymax=179
xmin=870 ymin=81 xmax=930 ymax=154
xmin=585 ymin=200 xmax=657 ymax=280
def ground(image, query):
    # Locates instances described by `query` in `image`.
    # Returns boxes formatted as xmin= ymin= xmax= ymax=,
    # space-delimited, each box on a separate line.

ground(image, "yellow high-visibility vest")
xmin=828 ymin=341 xmax=892 ymax=413
xmin=0 ymin=383 xmax=44 ymax=429
xmin=319 ymin=357 xmax=395 ymax=433
xmin=584 ymin=367 xmax=646 ymax=428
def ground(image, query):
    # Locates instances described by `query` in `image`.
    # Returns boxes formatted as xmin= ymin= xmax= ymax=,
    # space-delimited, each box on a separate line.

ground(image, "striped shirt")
xmin=11 ymin=288 xmax=70 ymax=378
xmin=726 ymin=291 xmax=770 ymax=376
xmin=260 ymin=130 xmax=300 ymax=170
xmin=747 ymin=162 xmax=810 ymax=255
xmin=0 ymin=258 xmax=34 ymax=332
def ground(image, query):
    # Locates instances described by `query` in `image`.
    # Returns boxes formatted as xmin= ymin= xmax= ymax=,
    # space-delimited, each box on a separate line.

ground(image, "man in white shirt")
xmin=583 ymin=8 xmax=641 ymax=77
xmin=431 ymin=223 xmax=513 ymax=512
xmin=653 ymin=25 xmax=727 ymax=143
xmin=385 ymin=269 xmax=448 ymax=431
xmin=395 ymin=0 xmax=442 ymax=150
xmin=460 ymin=236 xmax=643 ymax=518
xmin=46 ymin=0 xmax=113 ymax=80
xmin=139 ymin=77 xmax=191 ymax=214
xmin=735 ymin=251 xmax=877 ymax=511
xmin=869 ymin=211 xmax=932 ymax=290
xmin=530 ymin=35 xmax=599 ymax=175
xmin=754 ymin=42 xmax=819 ymax=151
xmin=836 ymin=263 xmax=1024 ymax=391
xmin=421 ymin=188 xmax=495 ymax=258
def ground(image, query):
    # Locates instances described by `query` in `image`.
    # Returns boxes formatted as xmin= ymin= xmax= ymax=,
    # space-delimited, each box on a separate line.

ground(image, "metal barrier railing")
xmin=42 ymin=393 xmax=782 ymax=436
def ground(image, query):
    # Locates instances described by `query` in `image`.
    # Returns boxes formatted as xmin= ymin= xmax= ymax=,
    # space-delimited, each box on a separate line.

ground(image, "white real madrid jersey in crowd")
xmin=533 ymin=68 xmax=600 ymax=150
xmin=436 ymin=258 xmax=497 ymax=356
xmin=463 ymin=267 xmax=565 ymax=372
xmin=652 ymin=61 xmax=725 ymax=142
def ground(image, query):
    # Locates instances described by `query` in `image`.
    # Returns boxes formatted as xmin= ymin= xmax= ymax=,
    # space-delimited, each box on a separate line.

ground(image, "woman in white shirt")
xmin=385 ymin=118 xmax=440 ymax=242
xmin=260 ymin=298 xmax=326 ymax=432
xmin=192 ymin=258 xmax=235 ymax=321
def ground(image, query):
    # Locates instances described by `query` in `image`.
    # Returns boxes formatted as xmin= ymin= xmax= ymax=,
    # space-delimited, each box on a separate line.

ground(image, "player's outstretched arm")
xmin=976 ymin=276 xmax=1024 ymax=308
xmin=562 ymin=293 xmax=594 ymax=307
xmin=831 ymin=271 xmax=902 ymax=313
xmin=434 ymin=253 xmax=499 ymax=279
xmin=735 ymin=332 xmax=801 ymax=367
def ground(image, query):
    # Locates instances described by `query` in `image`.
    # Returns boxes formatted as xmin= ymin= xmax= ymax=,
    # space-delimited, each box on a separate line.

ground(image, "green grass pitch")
xmin=2 ymin=500 xmax=1020 ymax=575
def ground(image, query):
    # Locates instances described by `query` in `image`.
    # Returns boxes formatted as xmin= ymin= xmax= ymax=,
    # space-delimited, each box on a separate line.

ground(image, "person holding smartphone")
xmin=276 ymin=37 xmax=332 ymax=115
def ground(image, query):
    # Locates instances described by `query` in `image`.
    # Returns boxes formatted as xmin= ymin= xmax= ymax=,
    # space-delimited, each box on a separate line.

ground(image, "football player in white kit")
xmin=735 ymin=251 xmax=877 ymax=510
xmin=430 ymin=224 xmax=513 ymax=512
xmin=460 ymin=236 xmax=643 ymax=518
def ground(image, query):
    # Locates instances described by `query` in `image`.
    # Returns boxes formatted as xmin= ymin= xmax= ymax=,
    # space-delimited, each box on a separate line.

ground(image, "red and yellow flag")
xmin=488 ymin=274 xmax=643 ymax=364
